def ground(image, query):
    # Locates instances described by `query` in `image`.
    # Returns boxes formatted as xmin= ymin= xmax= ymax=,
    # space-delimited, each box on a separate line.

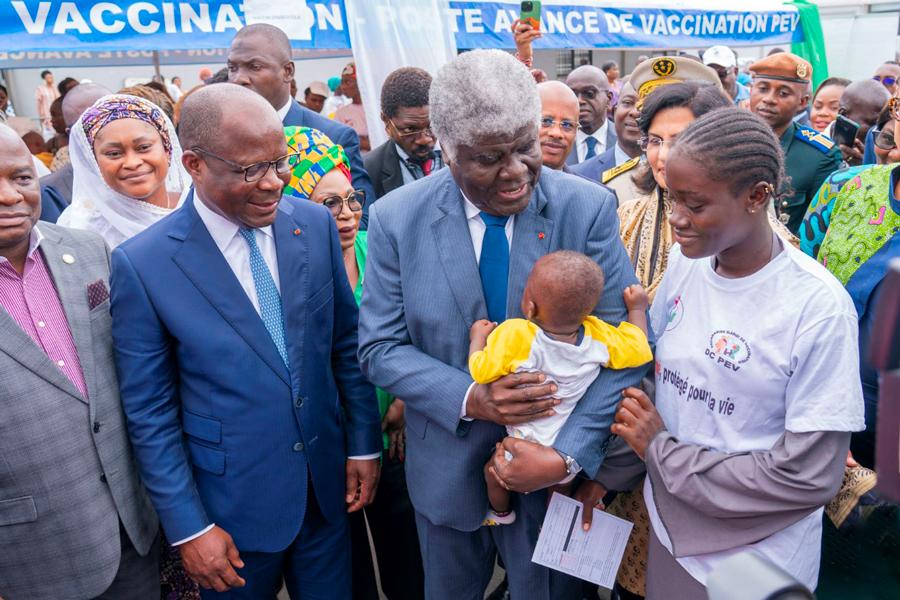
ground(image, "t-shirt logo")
xmin=705 ymin=330 xmax=752 ymax=372
xmin=665 ymin=295 xmax=684 ymax=331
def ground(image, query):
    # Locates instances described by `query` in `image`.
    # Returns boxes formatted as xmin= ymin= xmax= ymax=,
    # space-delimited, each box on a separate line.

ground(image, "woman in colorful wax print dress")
xmin=282 ymin=125 xmax=424 ymax=600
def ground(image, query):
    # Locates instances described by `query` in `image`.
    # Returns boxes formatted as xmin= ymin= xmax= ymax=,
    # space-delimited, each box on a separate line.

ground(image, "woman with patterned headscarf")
xmin=58 ymin=94 xmax=189 ymax=248
xmin=283 ymin=125 xmax=424 ymax=600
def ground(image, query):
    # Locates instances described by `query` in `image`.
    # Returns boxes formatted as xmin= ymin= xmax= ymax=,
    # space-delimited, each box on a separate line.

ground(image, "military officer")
xmin=749 ymin=52 xmax=842 ymax=234
xmin=599 ymin=55 xmax=725 ymax=205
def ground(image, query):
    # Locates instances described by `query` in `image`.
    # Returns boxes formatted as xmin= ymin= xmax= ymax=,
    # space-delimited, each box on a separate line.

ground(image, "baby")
xmin=468 ymin=251 xmax=652 ymax=525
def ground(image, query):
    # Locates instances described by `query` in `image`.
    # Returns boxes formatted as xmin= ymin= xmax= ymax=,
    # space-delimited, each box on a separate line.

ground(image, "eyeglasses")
xmin=874 ymin=75 xmax=897 ymax=88
xmin=387 ymin=118 xmax=435 ymax=140
xmin=639 ymin=135 xmax=677 ymax=152
xmin=540 ymin=117 xmax=578 ymax=133
xmin=573 ymin=88 xmax=604 ymax=100
xmin=191 ymin=147 xmax=300 ymax=182
xmin=874 ymin=126 xmax=896 ymax=151
xmin=320 ymin=190 xmax=365 ymax=216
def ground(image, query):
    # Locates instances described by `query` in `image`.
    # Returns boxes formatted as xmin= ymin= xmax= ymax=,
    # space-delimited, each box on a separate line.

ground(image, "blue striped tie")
xmin=479 ymin=212 xmax=509 ymax=323
xmin=239 ymin=228 xmax=289 ymax=367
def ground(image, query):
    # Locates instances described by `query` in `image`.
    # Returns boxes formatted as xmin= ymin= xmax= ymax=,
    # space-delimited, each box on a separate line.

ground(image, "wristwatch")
xmin=555 ymin=450 xmax=579 ymax=476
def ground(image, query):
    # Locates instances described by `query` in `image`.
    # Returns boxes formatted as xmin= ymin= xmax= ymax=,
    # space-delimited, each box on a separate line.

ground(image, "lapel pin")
xmin=538 ymin=232 xmax=545 ymax=240
xmin=62 ymin=253 xmax=75 ymax=264
xmin=293 ymin=228 xmax=302 ymax=236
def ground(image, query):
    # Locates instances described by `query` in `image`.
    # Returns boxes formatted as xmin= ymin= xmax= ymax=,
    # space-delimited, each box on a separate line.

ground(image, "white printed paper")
xmin=243 ymin=0 xmax=315 ymax=41
xmin=531 ymin=492 xmax=633 ymax=589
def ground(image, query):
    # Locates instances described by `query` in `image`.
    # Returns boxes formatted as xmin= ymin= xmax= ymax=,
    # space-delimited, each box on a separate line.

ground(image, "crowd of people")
xmin=0 ymin=20 xmax=897 ymax=600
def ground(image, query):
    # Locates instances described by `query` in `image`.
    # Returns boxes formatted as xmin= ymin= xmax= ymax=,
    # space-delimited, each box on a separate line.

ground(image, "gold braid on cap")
xmin=636 ymin=79 xmax=680 ymax=109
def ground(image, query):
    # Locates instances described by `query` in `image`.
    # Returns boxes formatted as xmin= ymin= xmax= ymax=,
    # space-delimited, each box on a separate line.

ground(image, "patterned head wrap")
xmin=80 ymin=94 xmax=173 ymax=156
xmin=283 ymin=126 xmax=352 ymax=200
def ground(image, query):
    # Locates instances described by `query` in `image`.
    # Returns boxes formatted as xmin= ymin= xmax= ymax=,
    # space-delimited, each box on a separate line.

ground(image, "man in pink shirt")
xmin=335 ymin=62 xmax=370 ymax=152
xmin=0 ymin=124 xmax=159 ymax=599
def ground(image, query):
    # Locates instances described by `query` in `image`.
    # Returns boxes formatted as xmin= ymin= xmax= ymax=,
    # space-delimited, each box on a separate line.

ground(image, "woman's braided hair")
xmin=669 ymin=106 xmax=786 ymax=200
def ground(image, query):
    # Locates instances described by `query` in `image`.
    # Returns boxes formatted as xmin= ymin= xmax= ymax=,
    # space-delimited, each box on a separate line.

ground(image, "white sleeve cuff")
xmin=171 ymin=524 xmax=215 ymax=546
xmin=348 ymin=453 xmax=381 ymax=460
xmin=461 ymin=381 xmax=476 ymax=422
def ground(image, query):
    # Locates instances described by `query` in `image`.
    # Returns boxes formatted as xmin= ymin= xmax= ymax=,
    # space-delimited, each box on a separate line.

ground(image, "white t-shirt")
xmin=644 ymin=242 xmax=865 ymax=589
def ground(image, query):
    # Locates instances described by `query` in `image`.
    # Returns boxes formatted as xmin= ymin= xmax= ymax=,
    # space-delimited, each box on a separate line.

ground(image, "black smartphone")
xmin=833 ymin=114 xmax=860 ymax=148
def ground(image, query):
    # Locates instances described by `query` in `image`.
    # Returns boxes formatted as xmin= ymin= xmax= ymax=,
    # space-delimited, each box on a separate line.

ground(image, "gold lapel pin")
xmin=62 ymin=254 xmax=75 ymax=264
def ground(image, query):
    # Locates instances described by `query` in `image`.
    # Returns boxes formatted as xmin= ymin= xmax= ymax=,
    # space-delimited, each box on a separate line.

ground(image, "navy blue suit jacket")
xmin=110 ymin=193 xmax=381 ymax=551
xmin=283 ymin=101 xmax=377 ymax=229
xmin=570 ymin=146 xmax=617 ymax=184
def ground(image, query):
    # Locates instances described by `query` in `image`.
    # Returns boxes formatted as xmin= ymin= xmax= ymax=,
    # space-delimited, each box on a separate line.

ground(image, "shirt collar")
xmin=462 ymin=194 xmax=481 ymax=221
xmin=395 ymin=143 xmax=410 ymax=161
xmin=192 ymin=193 xmax=274 ymax=253
xmin=0 ymin=226 xmax=43 ymax=265
xmin=577 ymin=119 xmax=608 ymax=144
xmin=614 ymin=143 xmax=630 ymax=166
xmin=276 ymin=98 xmax=293 ymax=122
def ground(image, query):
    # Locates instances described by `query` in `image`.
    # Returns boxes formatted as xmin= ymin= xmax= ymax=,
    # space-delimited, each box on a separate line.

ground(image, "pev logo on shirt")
xmin=665 ymin=294 xmax=684 ymax=331
xmin=705 ymin=330 xmax=752 ymax=372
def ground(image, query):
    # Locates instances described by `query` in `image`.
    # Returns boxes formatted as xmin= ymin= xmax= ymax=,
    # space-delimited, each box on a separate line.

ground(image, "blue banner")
xmin=0 ymin=0 xmax=350 ymax=52
xmin=448 ymin=3 xmax=803 ymax=49
xmin=0 ymin=1 xmax=802 ymax=56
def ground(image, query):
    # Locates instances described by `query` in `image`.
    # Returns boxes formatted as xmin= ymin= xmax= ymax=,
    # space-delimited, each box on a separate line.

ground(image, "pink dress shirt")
xmin=0 ymin=229 xmax=88 ymax=398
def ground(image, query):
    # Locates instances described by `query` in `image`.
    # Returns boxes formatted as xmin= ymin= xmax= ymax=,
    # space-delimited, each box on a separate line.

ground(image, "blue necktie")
xmin=239 ymin=228 xmax=289 ymax=367
xmin=585 ymin=136 xmax=599 ymax=160
xmin=479 ymin=212 xmax=509 ymax=323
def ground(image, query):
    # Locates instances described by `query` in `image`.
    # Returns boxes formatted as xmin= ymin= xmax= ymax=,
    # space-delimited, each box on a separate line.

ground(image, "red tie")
xmin=422 ymin=159 xmax=433 ymax=176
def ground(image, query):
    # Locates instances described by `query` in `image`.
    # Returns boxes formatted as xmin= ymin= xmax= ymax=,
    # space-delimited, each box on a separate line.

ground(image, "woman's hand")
xmin=511 ymin=18 xmax=541 ymax=64
xmin=382 ymin=399 xmax=406 ymax=461
xmin=611 ymin=387 xmax=665 ymax=460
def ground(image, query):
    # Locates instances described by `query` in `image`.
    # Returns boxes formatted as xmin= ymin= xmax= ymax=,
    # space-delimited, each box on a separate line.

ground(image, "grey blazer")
xmin=358 ymin=167 xmax=645 ymax=531
xmin=0 ymin=223 xmax=157 ymax=600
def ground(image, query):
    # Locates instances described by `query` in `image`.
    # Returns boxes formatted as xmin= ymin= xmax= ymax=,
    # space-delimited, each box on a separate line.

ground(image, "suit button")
xmin=93 ymin=421 xmax=101 ymax=433
xmin=293 ymin=442 xmax=304 ymax=452
xmin=100 ymin=474 xmax=107 ymax=483
xmin=295 ymin=397 xmax=304 ymax=408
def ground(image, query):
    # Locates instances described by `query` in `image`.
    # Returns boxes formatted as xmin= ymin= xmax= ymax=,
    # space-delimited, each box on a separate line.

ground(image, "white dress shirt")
xmin=575 ymin=120 xmax=609 ymax=163
xmin=614 ymin=143 xmax=631 ymax=167
xmin=175 ymin=195 xmax=376 ymax=546
xmin=277 ymin=98 xmax=293 ymax=122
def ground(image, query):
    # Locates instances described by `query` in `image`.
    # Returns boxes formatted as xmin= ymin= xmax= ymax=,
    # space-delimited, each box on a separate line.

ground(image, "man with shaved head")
xmin=835 ymin=78 xmax=891 ymax=165
xmin=39 ymin=82 xmax=110 ymax=222
xmin=537 ymin=81 xmax=580 ymax=170
xmin=0 ymin=124 xmax=160 ymax=599
xmin=110 ymin=83 xmax=382 ymax=598
xmin=228 ymin=24 xmax=377 ymax=227
xmin=564 ymin=65 xmax=617 ymax=166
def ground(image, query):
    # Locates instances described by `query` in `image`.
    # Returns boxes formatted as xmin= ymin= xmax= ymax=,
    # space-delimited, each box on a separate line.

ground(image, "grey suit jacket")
xmin=0 ymin=223 xmax=157 ymax=600
xmin=358 ymin=167 xmax=644 ymax=531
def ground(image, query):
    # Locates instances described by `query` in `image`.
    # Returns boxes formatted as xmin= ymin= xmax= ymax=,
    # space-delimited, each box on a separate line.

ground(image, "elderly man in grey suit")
xmin=0 ymin=124 xmax=158 ymax=600
xmin=358 ymin=50 xmax=645 ymax=600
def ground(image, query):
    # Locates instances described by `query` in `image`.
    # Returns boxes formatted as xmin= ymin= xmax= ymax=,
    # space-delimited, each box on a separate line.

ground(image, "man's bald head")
xmin=0 ymin=124 xmax=42 ymax=261
xmin=841 ymin=79 xmax=892 ymax=141
xmin=233 ymin=24 xmax=292 ymax=62
xmin=62 ymin=83 xmax=111 ymax=127
xmin=537 ymin=81 xmax=579 ymax=169
xmin=565 ymin=65 xmax=612 ymax=134
xmin=228 ymin=24 xmax=294 ymax=109
xmin=179 ymin=83 xmax=280 ymax=155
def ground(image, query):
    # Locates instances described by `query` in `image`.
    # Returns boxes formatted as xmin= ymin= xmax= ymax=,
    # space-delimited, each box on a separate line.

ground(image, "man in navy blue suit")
xmin=110 ymin=84 xmax=381 ymax=598
xmin=227 ymin=24 xmax=377 ymax=228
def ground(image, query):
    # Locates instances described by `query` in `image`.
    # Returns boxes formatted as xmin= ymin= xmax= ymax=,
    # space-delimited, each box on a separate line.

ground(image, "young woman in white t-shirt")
xmin=610 ymin=107 xmax=866 ymax=598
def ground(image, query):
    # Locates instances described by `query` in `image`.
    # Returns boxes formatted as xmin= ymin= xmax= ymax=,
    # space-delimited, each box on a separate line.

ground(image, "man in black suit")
xmin=227 ymin=24 xmax=376 ymax=226
xmin=564 ymin=65 xmax=617 ymax=167
xmin=364 ymin=67 xmax=443 ymax=201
